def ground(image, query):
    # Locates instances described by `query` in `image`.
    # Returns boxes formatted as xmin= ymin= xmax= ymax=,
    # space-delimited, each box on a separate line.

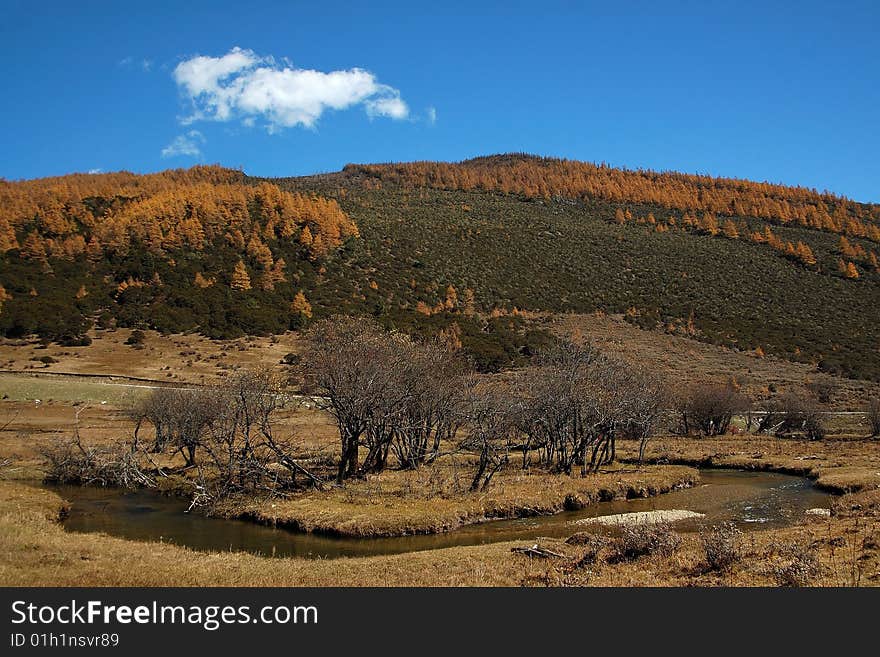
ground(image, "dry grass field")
xmin=549 ymin=313 xmax=880 ymax=410
xmin=0 ymin=327 xmax=299 ymax=386
xmin=4 ymin=315 xmax=879 ymax=407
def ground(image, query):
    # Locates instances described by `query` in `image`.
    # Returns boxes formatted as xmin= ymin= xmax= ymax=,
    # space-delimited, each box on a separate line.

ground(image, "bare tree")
xmin=780 ymin=392 xmax=825 ymax=440
xmin=675 ymin=383 xmax=746 ymax=437
xmin=510 ymin=341 xmax=604 ymax=475
xmin=754 ymin=396 xmax=784 ymax=434
xmin=619 ymin=371 xmax=668 ymax=466
xmin=194 ymin=369 xmax=322 ymax=501
xmin=131 ymin=387 xmax=221 ymax=467
xmin=300 ymin=316 xmax=418 ymax=482
xmin=461 ymin=383 xmax=516 ymax=491
xmin=756 ymin=392 xmax=824 ymax=440
xmin=390 ymin=339 xmax=472 ymax=470
xmin=509 ymin=340 xmax=663 ymax=475
xmin=301 ymin=317 xmax=473 ymax=481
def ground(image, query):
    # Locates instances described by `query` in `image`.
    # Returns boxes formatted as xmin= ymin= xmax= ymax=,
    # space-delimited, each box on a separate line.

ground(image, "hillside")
xmin=0 ymin=166 xmax=357 ymax=340
xmin=1 ymin=155 xmax=878 ymax=379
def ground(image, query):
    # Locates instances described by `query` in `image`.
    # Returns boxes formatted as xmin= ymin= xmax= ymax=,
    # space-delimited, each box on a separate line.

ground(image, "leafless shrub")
xmin=771 ymin=539 xmax=821 ymax=587
xmin=40 ymin=406 xmax=155 ymax=488
xmin=607 ymin=521 xmax=682 ymax=562
xmin=461 ymin=383 xmax=516 ymax=491
xmin=762 ymin=393 xmax=825 ymax=440
xmin=41 ymin=434 xmax=154 ymax=488
xmin=512 ymin=340 xmax=665 ymax=475
xmin=701 ymin=521 xmax=743 ymax=572
xmin=867 ymin=398 xmax=880 ymax=438
xmin=806 ymin=380 xmax=835 ymax=405
xmin=301 ymin=316 xmax=471 ymax=482
xmin=827 ymin=518 xmax=876 ymax=586
xmin=565 ymin=533 xmax=608 ymax=567
xmin=676 ymin=383 xmax=746 ymax=436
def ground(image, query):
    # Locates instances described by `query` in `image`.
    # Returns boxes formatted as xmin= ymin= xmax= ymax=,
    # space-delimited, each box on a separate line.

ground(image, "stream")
xmin=51 ymin=469 xmax=832 ymax=559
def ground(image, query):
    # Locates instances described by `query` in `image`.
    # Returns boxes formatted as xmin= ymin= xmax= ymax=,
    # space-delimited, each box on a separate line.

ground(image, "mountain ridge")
xmin=1 ymin=156 xmax=878 ymax=379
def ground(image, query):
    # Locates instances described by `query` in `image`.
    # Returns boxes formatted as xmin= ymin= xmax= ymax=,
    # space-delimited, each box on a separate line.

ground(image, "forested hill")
xmin=1 ymin=155 xmax=879 ymax=379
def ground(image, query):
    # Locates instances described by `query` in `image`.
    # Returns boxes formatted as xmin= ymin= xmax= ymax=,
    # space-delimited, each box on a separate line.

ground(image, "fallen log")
xmin=511 ymin=544 xmax=566 ymax=559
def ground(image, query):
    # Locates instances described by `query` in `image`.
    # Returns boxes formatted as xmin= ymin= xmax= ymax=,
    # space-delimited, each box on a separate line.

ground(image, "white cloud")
xmin=427 ymin=106 xmax=437 ymax=125
xmin=365 ymin=90 xmax=409 ymax=120
xmin=161 ymin=130 xmax=205 ymax=158
xmin=172 ymin=47 xmax=409 ymax=130
xmin=87 ymin=168 xmax=103 ymax=174
xmin=118 ymin=56 xmax=154 ymax=73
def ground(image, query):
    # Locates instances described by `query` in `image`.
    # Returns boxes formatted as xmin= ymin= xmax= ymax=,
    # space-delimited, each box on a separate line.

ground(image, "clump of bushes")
xmin=701 ymin=522 xmax=743 ymax=572
xmin=125 ymin=329 xmax=146 ymax=348
xmin=41 ymin=434 xmax=154 ymax=489
xmin=565 ymin=532 xmax=609 ymax=567
xmin=759 ymin=392 xmax=825 ymax=440
xmin=806 ymin=380 xmax=835 ymax=405
xmin=676 ymin=383 xmax=747 ymax=436
xmin=771 ymin=539 xmax=821 ymax=587
xmin=608 ymin=521 xmax=682 ymax=562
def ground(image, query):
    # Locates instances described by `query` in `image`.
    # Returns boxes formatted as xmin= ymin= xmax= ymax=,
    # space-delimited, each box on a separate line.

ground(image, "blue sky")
xmin=2 ymin=0 xmax=878 ymax=201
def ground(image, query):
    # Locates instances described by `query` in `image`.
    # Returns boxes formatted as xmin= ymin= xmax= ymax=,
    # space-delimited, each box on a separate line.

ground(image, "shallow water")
xmin=52 ymin=469 xmax=832 ymax=560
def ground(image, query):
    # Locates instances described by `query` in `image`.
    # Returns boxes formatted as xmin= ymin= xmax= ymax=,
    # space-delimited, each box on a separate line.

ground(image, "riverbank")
xmin=623 ymin=435 xmax=880 ymax=494
xmin=226 ymin=464 xmax=699 ymax=537
xmin=1 ymin=477 xmax=876 ymax=586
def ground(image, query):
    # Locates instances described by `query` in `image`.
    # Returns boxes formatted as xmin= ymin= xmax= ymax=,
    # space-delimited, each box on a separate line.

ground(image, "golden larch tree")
xmin=700 ymin=212 xmax=719 ymax=236
xmin=193 ymin=272 xmax=215 ymax=288
xmin=290 ymin=291 xmax=313 ymax=319
xmin=0 ymin=284 xmax=10 ymax=315
xmin=721 ymin=219 xmax=739 ymax=239
xmin=795 ymin=241 xmax=816 ymax=266
xmin=443 ymin=285 xmax=458 ymax=310
xmin=230 ymin=260 xmax=252 ymax=291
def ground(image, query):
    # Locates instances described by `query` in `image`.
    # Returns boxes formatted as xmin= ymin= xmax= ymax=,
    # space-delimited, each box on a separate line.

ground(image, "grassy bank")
xmin=230 ymin=464 xmax=699 ymax=537
xmin=622 ymin=435 xmax=880 ymax=494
